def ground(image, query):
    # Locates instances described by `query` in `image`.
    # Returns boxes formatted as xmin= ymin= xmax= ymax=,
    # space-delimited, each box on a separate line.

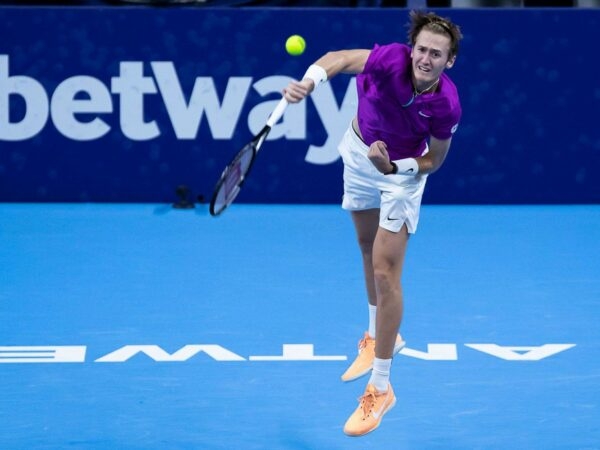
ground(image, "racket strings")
xmin=210 ymin=143 xmax=255 ymax=216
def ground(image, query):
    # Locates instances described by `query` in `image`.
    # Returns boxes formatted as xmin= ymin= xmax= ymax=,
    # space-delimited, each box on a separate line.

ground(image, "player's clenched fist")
xmin=368 ymin=140 xmax=393 ymax=174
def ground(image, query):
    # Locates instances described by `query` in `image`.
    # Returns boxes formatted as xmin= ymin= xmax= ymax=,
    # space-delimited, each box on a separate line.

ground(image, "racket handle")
xmin=265 ymin=97 xmax=289 ymax=128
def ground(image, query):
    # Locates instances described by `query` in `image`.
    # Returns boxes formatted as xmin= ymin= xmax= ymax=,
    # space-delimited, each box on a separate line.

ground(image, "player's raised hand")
xmin=282 ymin=79 xmax=314 ymax=103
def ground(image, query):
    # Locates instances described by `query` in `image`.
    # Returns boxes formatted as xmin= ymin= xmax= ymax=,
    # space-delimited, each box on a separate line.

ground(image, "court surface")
xmin=1 ymin=203 xmax=599 ymax=450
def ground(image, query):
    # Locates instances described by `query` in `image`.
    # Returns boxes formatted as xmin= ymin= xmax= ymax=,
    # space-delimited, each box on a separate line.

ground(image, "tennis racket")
xmin=209 ymin=97 xmax=288 ymax=217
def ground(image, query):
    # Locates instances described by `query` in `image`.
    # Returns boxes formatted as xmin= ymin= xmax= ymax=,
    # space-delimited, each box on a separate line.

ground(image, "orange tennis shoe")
xmin=341 ymin=332 xmax=405 ymax=382
xmin=343 ymin=383 xmax=396 ymax=436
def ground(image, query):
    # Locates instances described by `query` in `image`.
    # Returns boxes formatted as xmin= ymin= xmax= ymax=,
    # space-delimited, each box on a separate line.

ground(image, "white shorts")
xmin=338 ymin=123 xmax=428 ymax=234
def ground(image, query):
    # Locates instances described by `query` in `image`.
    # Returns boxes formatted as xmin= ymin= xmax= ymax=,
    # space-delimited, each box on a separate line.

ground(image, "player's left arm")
xmin=416 ymin=136 xmax=452 ymax=175
xmin=369 ymin=136 xmax=453 ymax=176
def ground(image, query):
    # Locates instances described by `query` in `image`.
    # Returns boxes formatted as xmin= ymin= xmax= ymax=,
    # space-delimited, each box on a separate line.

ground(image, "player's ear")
xmin=446 ymin=55 xmax=456 ymax=69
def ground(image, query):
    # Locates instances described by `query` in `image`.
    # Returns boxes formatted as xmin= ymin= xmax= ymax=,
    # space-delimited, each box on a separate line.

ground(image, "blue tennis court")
xmin=1 ymin=203 xmax=599 ymax=449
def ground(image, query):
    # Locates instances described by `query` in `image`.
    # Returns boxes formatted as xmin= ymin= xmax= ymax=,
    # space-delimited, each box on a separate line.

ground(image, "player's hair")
xmin=407 ymin=10 xmax=463 ymax=58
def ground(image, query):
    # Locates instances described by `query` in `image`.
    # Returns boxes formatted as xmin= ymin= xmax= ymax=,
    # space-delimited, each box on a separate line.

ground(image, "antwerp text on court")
xmin=0 ymin=343 xmax=575 ymax=363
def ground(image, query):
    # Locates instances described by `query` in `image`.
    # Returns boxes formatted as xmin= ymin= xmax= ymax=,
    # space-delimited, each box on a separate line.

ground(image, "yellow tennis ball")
xmin=286 ymin=35 xmax=306 ymax=56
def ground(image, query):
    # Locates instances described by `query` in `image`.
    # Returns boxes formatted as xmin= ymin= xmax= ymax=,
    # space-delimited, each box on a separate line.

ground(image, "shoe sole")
xmin=341 ymin=337 xmax=406 ymax=382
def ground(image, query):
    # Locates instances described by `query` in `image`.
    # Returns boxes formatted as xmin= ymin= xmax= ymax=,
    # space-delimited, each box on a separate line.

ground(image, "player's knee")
xmin=373 ymin=267 xmax=400 ymax=293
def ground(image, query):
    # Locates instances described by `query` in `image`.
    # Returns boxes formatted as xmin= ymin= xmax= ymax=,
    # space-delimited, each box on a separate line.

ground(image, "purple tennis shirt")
xmin=356 ymin=43 xmax=461 ymax=160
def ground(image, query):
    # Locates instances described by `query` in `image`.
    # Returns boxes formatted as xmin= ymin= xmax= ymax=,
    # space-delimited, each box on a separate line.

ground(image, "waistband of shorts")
xmin=348 ymin=119 xmax=369 ymax=152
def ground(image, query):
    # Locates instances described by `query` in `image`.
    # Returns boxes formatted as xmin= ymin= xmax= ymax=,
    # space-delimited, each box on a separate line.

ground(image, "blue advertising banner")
xmin=1 ymin=7 xmax=599 ymax=203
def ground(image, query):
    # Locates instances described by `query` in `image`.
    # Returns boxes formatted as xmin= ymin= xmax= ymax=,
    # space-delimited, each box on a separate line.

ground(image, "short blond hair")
xmin=407 ymin=10 xmax=463 ymax=58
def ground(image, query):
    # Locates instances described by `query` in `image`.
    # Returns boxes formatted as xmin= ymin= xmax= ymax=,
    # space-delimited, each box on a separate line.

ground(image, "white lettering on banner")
xmin=111 ymin=61 xmax=159 ymax=140
xmin=152 ymin=62 xmax=251 ymax=140
xmin=306 ymin=78 xmax=357 ymax=164
xmin=51 ymin=76 xmax=113 ymax=140
xmin=0 ymin=55 xmax=49 ymax=141
xmin=0 ymin=343 xmax=576 ymax=364
xmin=0 ymin=55 xmax=355 ymax=164
xmin=250 ymin=75 xmax=304 ymax=141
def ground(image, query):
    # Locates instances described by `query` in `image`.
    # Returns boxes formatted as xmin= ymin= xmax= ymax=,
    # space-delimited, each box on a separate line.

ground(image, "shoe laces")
xmin=358 ymin=386 xmax=379 ymax=418
xmin=358 ymin=332 xmax=374 ymax=351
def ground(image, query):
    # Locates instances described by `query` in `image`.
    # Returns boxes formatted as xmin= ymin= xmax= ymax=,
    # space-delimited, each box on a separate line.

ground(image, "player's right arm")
xmin=283 ymin=49 xmax=371 ymax=103
xmin=315 ymin=49 xmax=371 ymax=78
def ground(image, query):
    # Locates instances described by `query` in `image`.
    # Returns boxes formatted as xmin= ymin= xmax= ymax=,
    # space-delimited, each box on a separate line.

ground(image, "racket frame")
xmin=209 ymin=98 xmax=288 ymax=216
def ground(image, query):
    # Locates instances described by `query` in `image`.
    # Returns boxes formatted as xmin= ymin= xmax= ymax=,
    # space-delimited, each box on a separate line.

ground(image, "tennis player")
xmin=283 ymin=10 xmax=463 ymax=436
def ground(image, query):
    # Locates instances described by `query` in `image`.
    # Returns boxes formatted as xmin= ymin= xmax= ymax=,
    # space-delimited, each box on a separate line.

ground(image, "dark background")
xmin=1 ymin=7 xmax=598 ymax=204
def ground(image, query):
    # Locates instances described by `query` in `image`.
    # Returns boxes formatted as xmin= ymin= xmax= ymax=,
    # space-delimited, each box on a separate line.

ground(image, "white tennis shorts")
xmin=338 ymin=123 xmax=428 ymax=234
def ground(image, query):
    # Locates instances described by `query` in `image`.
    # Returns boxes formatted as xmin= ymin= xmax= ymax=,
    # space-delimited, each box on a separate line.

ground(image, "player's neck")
xmin=413 ymin=78 xmax=439 ymax=96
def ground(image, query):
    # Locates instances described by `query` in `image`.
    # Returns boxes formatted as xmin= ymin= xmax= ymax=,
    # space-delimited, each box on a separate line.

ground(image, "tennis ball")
xmin=285 ymin=35 xmax=306 ymax=56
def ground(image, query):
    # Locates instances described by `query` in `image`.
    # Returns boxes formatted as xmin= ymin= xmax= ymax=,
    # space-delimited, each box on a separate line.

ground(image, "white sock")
xmin=368 ymin=357 xmax=391 ymax=392
xmin=368 ymin=304 xmax=377 ymax=338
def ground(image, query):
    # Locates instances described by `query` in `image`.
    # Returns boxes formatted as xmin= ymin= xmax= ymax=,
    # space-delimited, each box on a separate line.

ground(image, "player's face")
xmin=411 ymin=30 xmax=455 ymax=90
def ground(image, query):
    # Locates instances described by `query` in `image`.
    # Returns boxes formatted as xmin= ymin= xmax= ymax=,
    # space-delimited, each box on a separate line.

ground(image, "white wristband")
xmin=391 ymin=158 xmax=419 ymax=175
xmin=302 ymin=64 xmax=328 ymax=90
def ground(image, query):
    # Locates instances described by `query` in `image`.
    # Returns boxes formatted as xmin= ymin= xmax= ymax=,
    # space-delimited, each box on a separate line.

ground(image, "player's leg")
xmin=351 ymin=209 xmax=379 ymax=310
xmin=341 ymin=210 xmax=406 ymax=382
xmin=338 ymin=120 xmax=406 ymax=382
xmin=343 ymin=224 xmax=408 ymax=436
xmin=372 ymin=224 xmax=409 ymax=359
xmin=340 ymin=209 xmax=379 ymax=381
xmin=344 ymin=169 xmax=427 ymax=436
